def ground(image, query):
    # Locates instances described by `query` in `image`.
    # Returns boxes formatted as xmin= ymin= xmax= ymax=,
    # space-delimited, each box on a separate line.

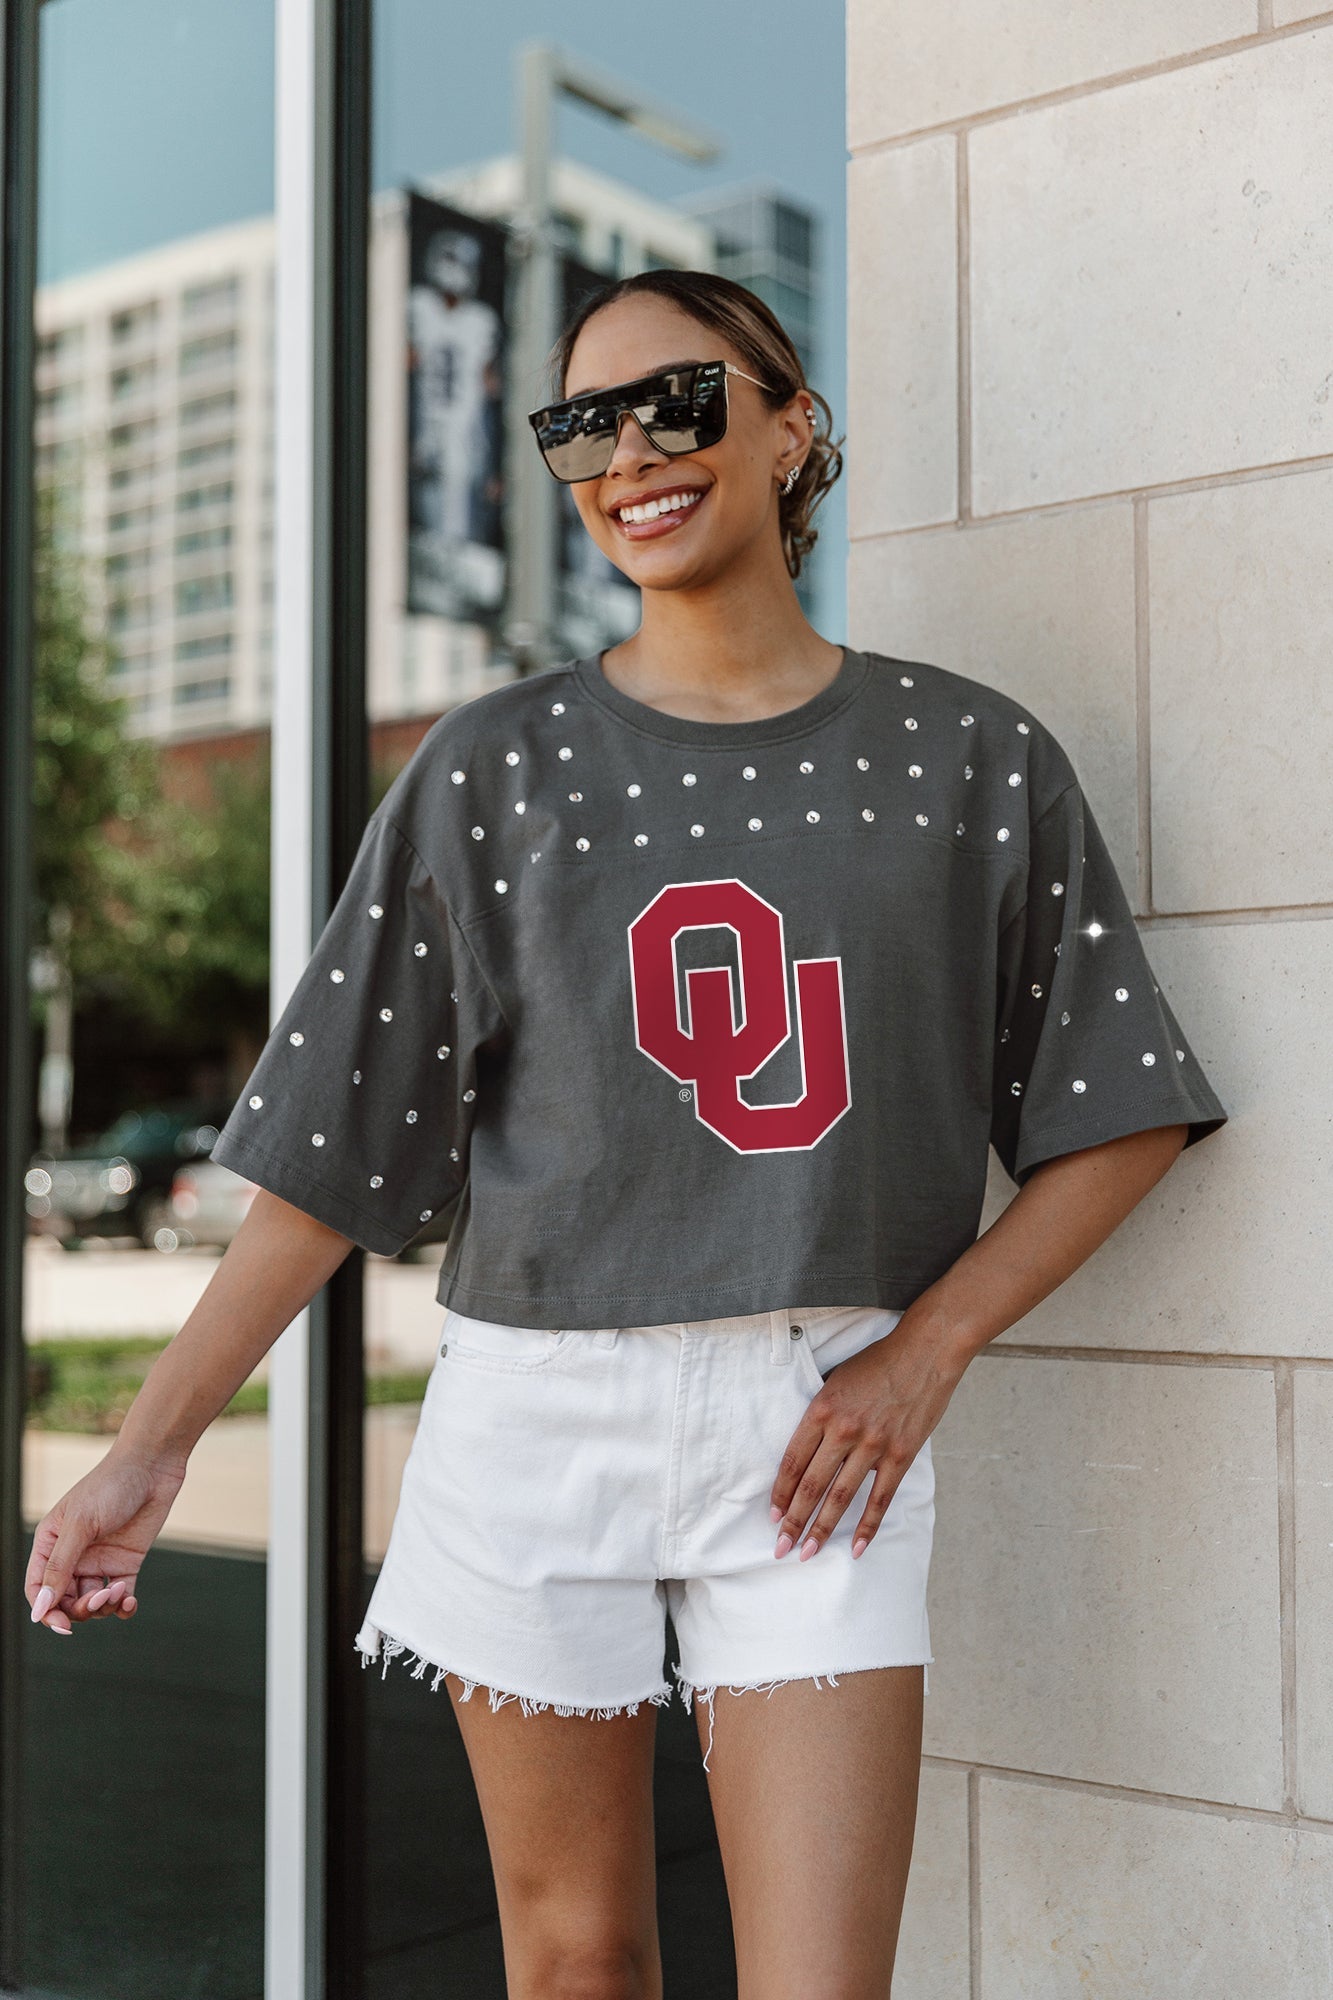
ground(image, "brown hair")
xmin=545 ymin=269 xmax=844 ymax=583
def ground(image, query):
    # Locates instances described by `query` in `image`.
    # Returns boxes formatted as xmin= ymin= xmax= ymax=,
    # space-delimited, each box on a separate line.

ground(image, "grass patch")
xmin=24 ymin=1336 xmax=431 ymax=1436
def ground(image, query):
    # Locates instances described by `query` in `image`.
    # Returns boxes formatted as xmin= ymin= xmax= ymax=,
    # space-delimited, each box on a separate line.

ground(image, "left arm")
xmin=770 ymin=1123 xmax=1190 ymax=1561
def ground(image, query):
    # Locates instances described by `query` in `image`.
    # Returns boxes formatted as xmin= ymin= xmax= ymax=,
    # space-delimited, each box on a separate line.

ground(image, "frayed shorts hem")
xmin=355 ymin=1624 xmax=930 ymax=1768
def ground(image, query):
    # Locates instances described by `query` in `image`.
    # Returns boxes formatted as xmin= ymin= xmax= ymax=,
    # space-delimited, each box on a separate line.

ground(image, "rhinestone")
xmin=905 ymin=717 xmax=918 ymax=730
xmin=1011 ymin=1081 xmax=1022 ymax=1096
xmin=964 ymin=765 xmax=973 ymax=779
xmin=996 ymin=828 xmax=1010 ymax=842
xmin=551 ymin=701 xmax=565 ymax=714
xmin=857 ymin=757 xmax=870 ymax=771
xmin=558 ymin=746 xmax=572 ymax=760
xmin=471 ymin=825 xmax=484 ymax=840
xmin=1054 ymin=944 xmax=1062 ymax=956
xmin=1060 ymin=1011 xmax=1070 ymax=1025
xmin=248 ymin=1094 xmax=263 ymax=1109
xmin=909 ymin=763 xmax=922 ymax=777
xmin=1000 ymin=1028 xmax=1011 ymax=1043
xmin=1115 ymin=987 xmax=1129 ymax=1002
xmin=1142 ymin=1052 xmax=1156 ymax=1066
xmin=505 ymin=750 xmax=520 ymax=766
xmin=436 ymin=1046 xmax=450 ymax=1059
xmin=450 ymin=989 xmax=457 ymax=1001
xmin=742 ymin=765 xmax=757 ymax=780
xmin=899 ymin=675 xmax=913 ymax=687
xmin=961 ymin=714 xmax=974 ymax=727
xmin=1072 ymin=1079 xmax=1086 ymax=1094
xmin=1176 ymin=1049 xmax=1185 ymax=1062
xmin=289 ymin=1031 xmax=304 ymax=1046
xmin=748 ymin=817 xmax=763 ymax=830
xmin=799 ymin=760 xmax=814 ymax=774
xmin=312 ymin=1133 xmax=325 ymax=1147
xmin=956 ymin=822 xmax=965 ymax=835
xmin=1052 ymin=882 xmax=1064 ymax=896
xmin=450 ymin=769 xmax=465 ymax=784
xmin=915 ymin=813 xmax=929 ymax=827
xmin=414 ymin=942 xmax=428 ymax=957
xmin=448 ymin=1148 xmax=460 ymax=1163
xmin=495 ymin=879 xmax=508 ymax=893
xmin=406 ymin=1109 xmax=418 ymax=1123
xmin=368 ymin=904 xmax=383 ymax=919
xmin=690 ymin=824 xmax=705 ymax=837
xmin=634 ymin=833 xmax=648 ymax=846
xmin=530 ymin=851 xmax=541 ymax=862
xmin=682 ymin=772 xmax=697 ymax=786
xmin=353 ymin=1069 xmax=361 ymax=1083
xmin=380 ymin=1007 xmax=393 ymax=1022
xmin=370 ymin=1174 xmax=383 ymax=1188
xmin=330 ymin=968 xmax=345 ymax=983
xmin=420 ymin=1210 xmax=433 ymax=1222
xmin=806 ymin=809 xmax=820 ymax=824
xmin=576 ymin=837 xmax=590 ymax=851
xmin=1017 ymin=722 xmax=1030 ymax=734
xmin=1087 ymin=921 xmax=1103 ymax=938
xmin=463 ymin=1088 xmax=476 ymax=1103
xmin=1008 ymin=772 xmax=1022 ymax=787
xmin=569 ymin=790 xmax=583 ymax=802
xmin=627 ymin=783 xmax=641 ymax=797
xmin=514 ymin=800 xmax=526 ymax=815
xmin=862 ymin=809 xmax=874 ymax=822
xmin=1031 ymin=983 xmax=1043 ymax=998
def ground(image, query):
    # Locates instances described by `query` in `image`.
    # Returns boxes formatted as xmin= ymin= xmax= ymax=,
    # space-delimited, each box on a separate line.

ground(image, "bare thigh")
xmin=444 ymin=1673 xmax=663 ymax=2000
xmin=697 ymin=1664 xmax=925 ymax=2000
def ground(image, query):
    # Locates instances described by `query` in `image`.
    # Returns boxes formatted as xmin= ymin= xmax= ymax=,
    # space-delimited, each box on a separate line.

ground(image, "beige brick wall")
xmin=845 ymin=9 xmax=1333 ymax=1992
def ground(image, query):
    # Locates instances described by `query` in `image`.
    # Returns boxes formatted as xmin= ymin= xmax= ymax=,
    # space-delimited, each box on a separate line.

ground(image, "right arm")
xmin=25 ymin=1190 xmax=356 ymax=1635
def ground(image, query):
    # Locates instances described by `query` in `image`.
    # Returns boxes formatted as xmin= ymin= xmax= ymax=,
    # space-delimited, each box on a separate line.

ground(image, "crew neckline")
xmin=572 ymin=643 xmax=871 ymax=747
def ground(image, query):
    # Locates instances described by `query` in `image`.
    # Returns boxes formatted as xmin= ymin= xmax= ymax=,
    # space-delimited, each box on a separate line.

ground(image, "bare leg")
xmin=695 ymin=1664 xmax=925 ymax=1999
xmin=444 ymin=1673 xmax=664 ymax=1999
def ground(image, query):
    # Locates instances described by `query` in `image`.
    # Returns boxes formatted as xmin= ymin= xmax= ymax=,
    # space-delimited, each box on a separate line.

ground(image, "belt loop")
xmin=594 ymin=1327 xmax=620 ymax=1349
xmin=769 ymin=1311 xmax=791 ymax=1364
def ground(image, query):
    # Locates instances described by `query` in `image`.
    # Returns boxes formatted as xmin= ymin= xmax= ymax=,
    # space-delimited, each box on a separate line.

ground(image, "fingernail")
xmin=852 ymin=1537 xmax=868 ymax=1559
xmin=774 ymin=1532 xmax=793 ymax=1559
xmin=800 ymin=1537 xmax=819 ymax=1561
xmin=769 ymin=1504 xmax=782 ymax=1524
xmin=50 ymin=1623 xmax=73 ymax=1636
xmin=87 ymin=1586 xmax=113 ymax=1611
xmin=31 ymin=1585 xmax=54 ymax=1623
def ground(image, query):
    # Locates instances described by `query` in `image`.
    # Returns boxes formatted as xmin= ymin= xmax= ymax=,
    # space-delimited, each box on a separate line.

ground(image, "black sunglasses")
xmin=526 ymin=359 xmax=777 ymax=484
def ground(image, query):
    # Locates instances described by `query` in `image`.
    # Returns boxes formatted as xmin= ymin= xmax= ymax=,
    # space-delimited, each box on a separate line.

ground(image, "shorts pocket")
xmin=792 ymin=1307 xmax=903 ymax=1394
xmin=440 ymin=1311 xmax=575 ymax=1374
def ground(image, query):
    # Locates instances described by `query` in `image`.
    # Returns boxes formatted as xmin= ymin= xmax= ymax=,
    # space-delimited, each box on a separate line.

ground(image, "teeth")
xmin=617 ymin=489 xmax=703 ymax=525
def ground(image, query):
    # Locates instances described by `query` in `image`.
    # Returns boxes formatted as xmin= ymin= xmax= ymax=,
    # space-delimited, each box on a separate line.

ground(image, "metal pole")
xmin=505 ymin=41 xmax=558 ymax=676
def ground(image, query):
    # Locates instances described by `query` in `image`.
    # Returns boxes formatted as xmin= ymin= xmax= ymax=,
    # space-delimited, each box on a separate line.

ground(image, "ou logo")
xmin=627 ymin=878 xmax=851 ymax=1154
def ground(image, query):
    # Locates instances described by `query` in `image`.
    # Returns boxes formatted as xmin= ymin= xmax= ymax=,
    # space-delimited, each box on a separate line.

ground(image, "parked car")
xmin=24 ymin=1103 xmax=233 ymax=1251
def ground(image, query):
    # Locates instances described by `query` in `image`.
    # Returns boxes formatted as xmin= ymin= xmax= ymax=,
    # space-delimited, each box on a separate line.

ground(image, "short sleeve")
xmin=989 ymin=779 xmax=1228 ymax=1188
xmin=210 ymin=813 xmax=503 ymax=1255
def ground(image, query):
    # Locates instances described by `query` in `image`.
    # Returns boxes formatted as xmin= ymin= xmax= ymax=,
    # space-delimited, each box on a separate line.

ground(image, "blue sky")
xmin=39 ymin=0 xmax=848 ymax=632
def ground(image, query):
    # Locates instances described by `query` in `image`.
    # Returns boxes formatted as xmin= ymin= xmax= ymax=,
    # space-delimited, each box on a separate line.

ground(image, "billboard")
xmin=404 ymin=191 xmax=508 ymax=621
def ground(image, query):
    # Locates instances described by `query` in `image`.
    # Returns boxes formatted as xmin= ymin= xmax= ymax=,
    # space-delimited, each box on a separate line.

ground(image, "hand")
xmin=769 ymin=1318 xmax=970 ymax=1563
xmin=24 ymin=1445 xmax=189 ymax=1636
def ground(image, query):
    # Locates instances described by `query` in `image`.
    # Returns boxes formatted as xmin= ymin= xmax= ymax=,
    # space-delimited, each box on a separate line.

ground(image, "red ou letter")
xmin=627 ymin=878 xmax=850 ymax=1154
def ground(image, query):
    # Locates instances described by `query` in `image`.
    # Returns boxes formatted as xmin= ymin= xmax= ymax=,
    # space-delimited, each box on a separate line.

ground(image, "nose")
xmin=603 ymin=406 xmax=670 ymax=474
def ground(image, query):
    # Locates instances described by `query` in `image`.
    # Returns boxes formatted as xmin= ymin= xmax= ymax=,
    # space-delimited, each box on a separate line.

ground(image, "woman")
xmin=27 ymin=270 xmax=1227 ymax=1996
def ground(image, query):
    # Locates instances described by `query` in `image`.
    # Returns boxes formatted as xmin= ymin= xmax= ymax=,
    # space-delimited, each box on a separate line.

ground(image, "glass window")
xmin=19 ymin=2 xmax=274 ymax=1991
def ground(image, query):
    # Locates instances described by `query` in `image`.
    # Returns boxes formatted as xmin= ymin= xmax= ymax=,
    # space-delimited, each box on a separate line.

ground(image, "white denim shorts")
xmin=354 ymin=1302 xmax=935 ymax=1769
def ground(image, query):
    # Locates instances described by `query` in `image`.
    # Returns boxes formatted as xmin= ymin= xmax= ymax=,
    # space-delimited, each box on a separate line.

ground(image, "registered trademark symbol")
xmin=678 ymin=1087 xmax=692 ymax=1102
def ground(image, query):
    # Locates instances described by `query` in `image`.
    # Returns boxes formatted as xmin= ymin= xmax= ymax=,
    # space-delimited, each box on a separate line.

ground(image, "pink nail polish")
xmin=87 ymin=1586 xmax=113 ymax=1611
xmin=769 ymin=1504 xmax=782 ymax=1524
xmin=800 ymin=1537 xmax=819 ymax=1561
xmin=31 ymin=1585 xmax=54 ymax=1624
xmin=774 ymin=1532 xmax=793 ymax=1559
xmin=852 ymin=1537 xmax=868 ymax=1559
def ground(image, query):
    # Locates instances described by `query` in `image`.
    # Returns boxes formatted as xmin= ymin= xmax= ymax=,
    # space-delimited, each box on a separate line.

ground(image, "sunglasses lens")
xmin=531 ymin=367 xmax=727 ymax=481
